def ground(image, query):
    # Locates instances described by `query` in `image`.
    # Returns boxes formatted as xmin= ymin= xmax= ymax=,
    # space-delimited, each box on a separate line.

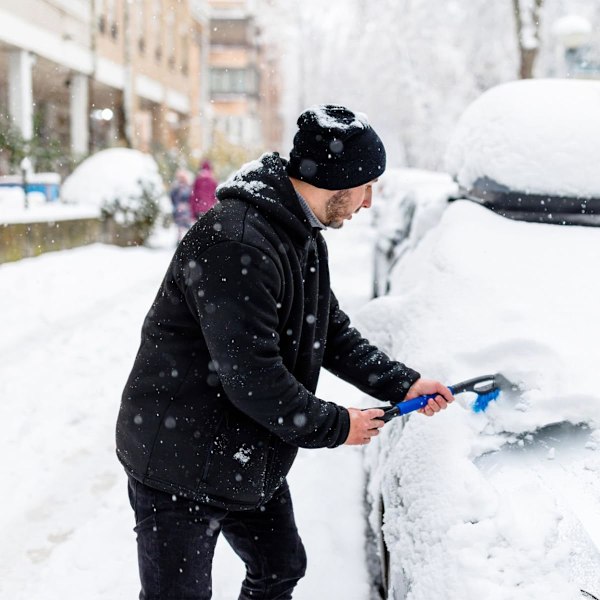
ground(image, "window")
xmin=181 ymin=33 xmax=189 ymax=75
xmin=107 ymin=0 xmax=117 ymax=39
xmin=210 ymin=19 xmax=249 ymax=46
xmin=166 ymin=11 xmax=175 ymax=70
xmin=153 ymin=0 xmax=162 ymax=62
xmin=136 ymin=0 xmax=146 ymax=54
xmin=210 ymin=68 xmax=258 ymax=95
xmin=97 ymin=0 xmax=106 ymax=33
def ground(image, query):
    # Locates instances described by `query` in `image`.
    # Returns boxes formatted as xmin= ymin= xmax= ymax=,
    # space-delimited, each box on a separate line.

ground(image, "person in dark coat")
xmin=116 ymin=105 xmax=454 ymax=600
xmin=170 ymin=169 xmax=193 ymax=242
xmin=190 ymin=159 xmax=218 ymax=220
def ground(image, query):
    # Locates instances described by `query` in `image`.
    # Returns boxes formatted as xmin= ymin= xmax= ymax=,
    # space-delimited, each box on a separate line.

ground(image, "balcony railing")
xmin=190 ymin=0 xmax=210 ymax=25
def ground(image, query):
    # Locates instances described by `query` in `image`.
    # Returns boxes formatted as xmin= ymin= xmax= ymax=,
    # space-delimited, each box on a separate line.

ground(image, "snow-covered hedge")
xmin=61 ymin=148 xmax=168 ymax=244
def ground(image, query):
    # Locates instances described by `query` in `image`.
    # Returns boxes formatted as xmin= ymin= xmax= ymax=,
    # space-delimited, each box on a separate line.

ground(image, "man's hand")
xmin=344 ymin=408 xmax=385 ymax=445
xmin=405 ymin=378 xmax=454 ymax=417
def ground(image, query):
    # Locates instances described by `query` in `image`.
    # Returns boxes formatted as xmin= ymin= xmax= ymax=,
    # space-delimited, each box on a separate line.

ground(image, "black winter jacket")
xmin=116 ymin=153 xmax=420 ymax=510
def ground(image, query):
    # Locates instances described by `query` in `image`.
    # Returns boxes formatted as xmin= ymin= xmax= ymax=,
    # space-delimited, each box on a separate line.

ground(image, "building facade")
xmin=0 ymin=0 xmax=210 ymax=170
xmin=208 ymin=0 xmax=283 ymax=153
xmin=92 ymin=0 xmax=209 ymax=155
xmin=0 ymin=0 xmax=282 ymax=176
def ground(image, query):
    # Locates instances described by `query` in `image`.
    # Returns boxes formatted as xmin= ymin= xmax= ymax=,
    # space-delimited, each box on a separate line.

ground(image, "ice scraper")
xmin=371 ymin=373 xmax=517 ymax=423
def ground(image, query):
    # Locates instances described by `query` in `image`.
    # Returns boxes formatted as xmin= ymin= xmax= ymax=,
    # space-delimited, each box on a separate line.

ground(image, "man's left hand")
xmin=405 ymin=378 xmax=454 ymax=417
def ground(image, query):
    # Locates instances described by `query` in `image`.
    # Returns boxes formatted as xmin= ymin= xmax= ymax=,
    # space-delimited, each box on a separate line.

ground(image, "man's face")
xmin=324 ymin=180 xmax=377 ymax=229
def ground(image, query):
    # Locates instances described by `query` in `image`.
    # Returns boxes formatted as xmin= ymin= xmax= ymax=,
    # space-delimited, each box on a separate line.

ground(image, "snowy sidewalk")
xmin=0 ymin=211 xmax=377 ymax=599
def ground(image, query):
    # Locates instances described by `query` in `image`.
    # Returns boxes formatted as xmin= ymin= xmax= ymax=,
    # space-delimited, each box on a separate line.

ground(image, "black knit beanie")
xmin=286 ymin=104 xmax=386 ymax=190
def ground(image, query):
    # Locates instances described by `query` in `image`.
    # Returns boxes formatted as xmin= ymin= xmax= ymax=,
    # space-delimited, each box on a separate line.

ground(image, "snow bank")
xmin=61 ymin=148 xmax=167 ymax=212
xmin=358 ymin=201 xmax=600 ymax=599
xmin=1 ymin=149 xmax=169 ymax=225
xmin=0 ymin=186 xmax=100 ymax=224
xmin=445 ymin=79 xmax=600 ymax=198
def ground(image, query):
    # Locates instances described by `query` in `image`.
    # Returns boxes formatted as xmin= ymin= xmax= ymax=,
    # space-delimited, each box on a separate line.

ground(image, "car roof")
xmin=445 ymin=79 xmax=600 ymax=205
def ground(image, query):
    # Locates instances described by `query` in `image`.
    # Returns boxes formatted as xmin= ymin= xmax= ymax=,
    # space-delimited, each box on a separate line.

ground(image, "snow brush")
xmin=372 ymin=373 xmax=517 ymax=423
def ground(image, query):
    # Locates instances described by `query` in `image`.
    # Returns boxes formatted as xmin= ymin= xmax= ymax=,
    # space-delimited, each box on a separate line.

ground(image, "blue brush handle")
xmin=396 ymin=385 xmax=456 ymax=416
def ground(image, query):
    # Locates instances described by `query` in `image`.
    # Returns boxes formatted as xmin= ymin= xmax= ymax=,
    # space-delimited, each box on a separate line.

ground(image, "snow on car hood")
xmin=357 ymin=201 xmax=600 ymax=599
xmin=360 ymin=200 xmax=600 ymax=435
xmin=445 ymin=79 xmax=600 ymax=199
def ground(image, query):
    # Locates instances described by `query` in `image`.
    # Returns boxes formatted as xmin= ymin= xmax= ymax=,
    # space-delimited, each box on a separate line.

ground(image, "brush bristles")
xmin=472 ymin=388 xmax=500 ymax=413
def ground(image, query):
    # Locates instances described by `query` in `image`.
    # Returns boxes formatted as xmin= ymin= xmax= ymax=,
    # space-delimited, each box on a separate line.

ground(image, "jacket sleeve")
xmin=322 ymin=291 xmax=420 ymax=403
xmin=176 ymin=241 xmax=350 ymax=449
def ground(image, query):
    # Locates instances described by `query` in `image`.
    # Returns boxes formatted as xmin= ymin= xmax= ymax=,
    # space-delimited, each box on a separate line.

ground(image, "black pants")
xmin=128 ymin=476 xmax=307 ymax=600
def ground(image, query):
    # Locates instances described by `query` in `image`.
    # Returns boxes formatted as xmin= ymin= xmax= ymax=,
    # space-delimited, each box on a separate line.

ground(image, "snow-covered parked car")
xmin=359 ymin=79 xmax=600 ymax=600
xmin=371 ymin=169 xmax=457 ymax=298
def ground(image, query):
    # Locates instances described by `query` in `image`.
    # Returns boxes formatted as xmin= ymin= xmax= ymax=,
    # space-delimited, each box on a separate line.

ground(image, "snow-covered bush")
xmin=100 ymin=178 xmax=162 ymax=243
xmin=61 ymin=148 xmax=167 ymax=244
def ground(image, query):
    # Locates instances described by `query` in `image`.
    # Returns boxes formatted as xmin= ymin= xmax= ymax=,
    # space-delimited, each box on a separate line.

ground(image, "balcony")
xmin=189 ymin=0 xmax=210 ymax=26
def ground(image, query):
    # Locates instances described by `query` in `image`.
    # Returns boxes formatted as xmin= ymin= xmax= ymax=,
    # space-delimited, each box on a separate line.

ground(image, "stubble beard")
xmin=324 ymin=189 xmax=352 ymax=229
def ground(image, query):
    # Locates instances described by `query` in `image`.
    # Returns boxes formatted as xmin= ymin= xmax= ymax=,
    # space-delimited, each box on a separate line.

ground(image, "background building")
xmin=207 ymin=0 xmax=283 ymax=155
xmin=0 ymin=0 xmax=284 ymax=179
xmin=0 ymin=1 xmax=211 ymax=175
xmin=0 ymin=0 xmax=94 ymax=164
xmin=0 ymin=0 xmax=282 ymax=174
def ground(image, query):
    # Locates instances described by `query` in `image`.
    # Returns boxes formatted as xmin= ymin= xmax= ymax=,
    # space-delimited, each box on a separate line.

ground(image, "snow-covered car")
xmin=359 ymin=79 xmax=600 ymax=600
xmin=371 ymin=169 xmax=457 ymax=298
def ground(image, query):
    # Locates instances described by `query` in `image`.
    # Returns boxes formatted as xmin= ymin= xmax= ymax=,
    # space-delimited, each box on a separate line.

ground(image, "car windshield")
xmin=459 ymin=175 xmax=600 ymax=226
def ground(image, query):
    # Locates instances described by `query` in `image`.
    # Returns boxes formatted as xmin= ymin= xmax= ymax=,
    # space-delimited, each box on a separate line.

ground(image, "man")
xmin=116 ymin=104 xmax=453 ymax=599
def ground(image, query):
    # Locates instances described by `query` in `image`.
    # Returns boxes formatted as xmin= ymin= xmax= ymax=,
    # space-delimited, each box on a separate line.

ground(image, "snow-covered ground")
xmin=0 ymin=187 xmax=100 ymax=224
xmin=0 ymin=211 xmax=377 ymax=599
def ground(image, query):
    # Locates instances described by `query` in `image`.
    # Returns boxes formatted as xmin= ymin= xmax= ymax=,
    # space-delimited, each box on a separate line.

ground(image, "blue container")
xmin=0 ymin=173 xmax=61 ymax=202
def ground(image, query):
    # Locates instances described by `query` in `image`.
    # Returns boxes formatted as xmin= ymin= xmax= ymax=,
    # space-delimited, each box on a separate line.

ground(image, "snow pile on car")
xmin=358 ymin=201 xmax=600 ymax=599
xmin=445 ymin=79 xmax=600 ymax=199
xmin=370 ymin=201 xmax=600 ymax=433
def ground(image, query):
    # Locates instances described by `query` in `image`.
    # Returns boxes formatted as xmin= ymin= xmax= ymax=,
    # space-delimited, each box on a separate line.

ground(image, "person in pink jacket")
xmin=190 ymin=160 xmax=218 ymax=220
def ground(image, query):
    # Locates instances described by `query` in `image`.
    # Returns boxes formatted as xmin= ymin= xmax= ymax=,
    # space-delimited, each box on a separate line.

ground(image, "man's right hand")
xmin=344 ymin=408 xmax=385 ymax=445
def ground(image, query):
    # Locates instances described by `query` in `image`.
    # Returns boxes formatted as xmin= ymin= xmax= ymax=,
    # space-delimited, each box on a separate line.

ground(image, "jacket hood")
xmin=216 ymin=152 xmax=314 ymax=242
